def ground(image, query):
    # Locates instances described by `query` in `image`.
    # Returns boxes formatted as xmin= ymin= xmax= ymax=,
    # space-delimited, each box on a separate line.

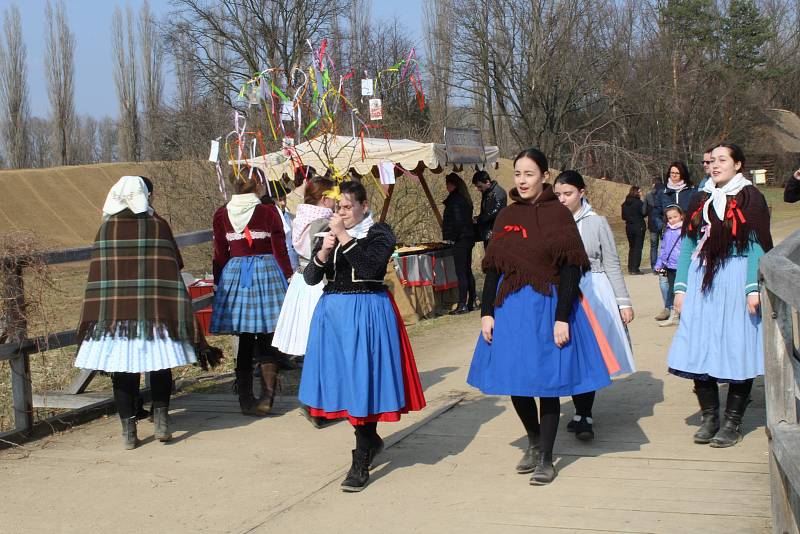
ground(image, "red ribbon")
xmin=244 ymin=226 xmax=253 ymax=248
xmin=725 ymin=199 xmax=746 ymax=236
xmin=688 ymin=204 xmax=703 ymax=230
xmin=498 ymin=225 xmax=528 ymax=239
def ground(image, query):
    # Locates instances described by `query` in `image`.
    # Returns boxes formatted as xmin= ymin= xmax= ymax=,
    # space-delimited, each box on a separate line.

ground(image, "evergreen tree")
xmin=721 ymin=0 xmax=772 ymax=77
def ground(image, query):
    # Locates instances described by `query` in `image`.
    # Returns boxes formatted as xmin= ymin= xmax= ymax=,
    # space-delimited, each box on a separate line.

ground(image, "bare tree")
xmin=423 ymin=0 xmax=454 ymax=139
xmin=98 ymin=117 xmax=118 ymax=162
xmin=0 ymin=4 xmax=30 ymax=169
xmin=139 ymin=0 xmax=164 ymax=160
xmin=44 ymin=0 xmax=76 ymax=166
xmin=168 ymin=0 xmax=350 ymax=102
xmin=29 ymin=117 xmax=52 ymax=168
xmin=112 ymin=5 xmax=140 ymax=162
xmin=72 ymin=115 xmax=98 ymax=164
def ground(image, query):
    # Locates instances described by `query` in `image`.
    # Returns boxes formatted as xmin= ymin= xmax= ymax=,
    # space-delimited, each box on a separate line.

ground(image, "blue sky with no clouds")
xmin=0 ymin=0 xmax=423 ymax=118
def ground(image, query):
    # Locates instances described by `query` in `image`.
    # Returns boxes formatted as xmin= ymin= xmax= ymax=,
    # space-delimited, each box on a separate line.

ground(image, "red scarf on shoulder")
xmin=483 ymin=183 xmax=589 ymax=305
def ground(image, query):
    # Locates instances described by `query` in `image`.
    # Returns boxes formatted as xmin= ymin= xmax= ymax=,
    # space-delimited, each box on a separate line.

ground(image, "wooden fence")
xmin=0 ymin=230 xmax=214 ymax=444
xmin=761 ymin=229 xmax=800 ymax=533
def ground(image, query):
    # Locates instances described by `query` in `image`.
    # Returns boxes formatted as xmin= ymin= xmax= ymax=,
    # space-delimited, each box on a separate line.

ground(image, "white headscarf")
xmin=701 ymin=172 xmax=751 ymax=224
xmin=226 ymin=193 xmax=263 ymax=233
xmin=102 ymin=176 xmax=152 ymax=217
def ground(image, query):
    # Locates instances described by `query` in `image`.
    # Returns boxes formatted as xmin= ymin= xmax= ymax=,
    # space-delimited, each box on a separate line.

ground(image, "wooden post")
xmin=1 ymin=261 xmax=33 ymax=432
xmin=763 ymin=288 xmax=797 ymax=429
xmin=416 ymin=169 xmax=444 ymax=229
xmin=379 ymin=184 xmax=395 ymax=223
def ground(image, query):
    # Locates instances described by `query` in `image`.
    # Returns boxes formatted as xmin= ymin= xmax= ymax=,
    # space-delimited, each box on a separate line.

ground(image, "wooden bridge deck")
xmin=0 ymin=271 xmax=771 ymax=533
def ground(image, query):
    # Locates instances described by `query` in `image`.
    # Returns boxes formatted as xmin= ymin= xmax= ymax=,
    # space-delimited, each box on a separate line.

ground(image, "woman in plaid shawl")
xmin=75 ymin=176 xmax=200 ymax=450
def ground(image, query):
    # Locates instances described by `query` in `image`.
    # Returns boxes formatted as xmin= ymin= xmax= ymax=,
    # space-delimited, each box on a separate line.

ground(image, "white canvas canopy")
xmin=239 ymin=134 xmax=499 ymax=180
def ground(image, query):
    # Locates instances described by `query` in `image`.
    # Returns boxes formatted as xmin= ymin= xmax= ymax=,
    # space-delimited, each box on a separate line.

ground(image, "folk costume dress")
xmin=573 ymin=200 xmax=636 ymax=376
xmin=467 ymin=185 xmax=612 ymax=397
xmin=74 ymin=176 xmax=197 ymax=373
xmin=210 ymin=194 xmax=294 ymax=337
xmin=298 ymin=215 xmax=426 ymax=424
xmin=272 ymin=203 xmax=333 ymax=356
xmin=667 ymin=175 xmax=773 ymax=382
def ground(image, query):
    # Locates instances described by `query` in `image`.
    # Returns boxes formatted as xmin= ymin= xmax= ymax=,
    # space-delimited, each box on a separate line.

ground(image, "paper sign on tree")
xmin=361 ymin=79 xmax=374 ymax=96
xmin=369 ymin=98 xmax=383 ymax=121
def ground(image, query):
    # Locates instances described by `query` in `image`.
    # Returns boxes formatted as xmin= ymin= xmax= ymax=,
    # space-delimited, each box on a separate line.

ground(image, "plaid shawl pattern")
xmin=76 ymin=211 xmax=195 ymax=344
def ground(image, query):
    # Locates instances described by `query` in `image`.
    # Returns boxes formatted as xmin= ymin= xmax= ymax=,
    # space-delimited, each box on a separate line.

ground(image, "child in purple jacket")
xmin=654 ymin=205 xmax=684 ymax=326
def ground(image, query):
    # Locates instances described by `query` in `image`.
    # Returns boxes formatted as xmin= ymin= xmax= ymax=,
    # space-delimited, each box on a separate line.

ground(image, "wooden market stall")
xmin=242 ymin=133 xmax=500 ymax=323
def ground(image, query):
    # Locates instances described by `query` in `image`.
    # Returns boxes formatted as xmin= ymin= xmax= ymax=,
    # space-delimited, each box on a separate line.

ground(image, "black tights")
xmin=113 ymin=370 xmax=172 ymax=419
xmin=237 ymin=333 xmax=278 ymax=373
xmin=353 ymin=422 xmax=379 ymax=451
xmin=511 ymin=396 xmax=560 ymax=455
xmin=694 ymin=378 xmax=753 ymax=403
xmin=572 ymin=391 xmax=595 ymax=418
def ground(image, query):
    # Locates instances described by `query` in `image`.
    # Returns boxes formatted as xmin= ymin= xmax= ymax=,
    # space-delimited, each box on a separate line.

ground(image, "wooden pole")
xmin=1 ymin=262 xmax=33 ymax=432
xmin=416 ymin=169 xmax=444 ymax=229
xmin=379 ymin=184 xmax=395 ymax=223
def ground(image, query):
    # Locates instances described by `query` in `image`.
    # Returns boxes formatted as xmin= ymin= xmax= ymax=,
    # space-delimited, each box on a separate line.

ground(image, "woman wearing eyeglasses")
xmin=652 ymin=162 xmax=696 ymax=321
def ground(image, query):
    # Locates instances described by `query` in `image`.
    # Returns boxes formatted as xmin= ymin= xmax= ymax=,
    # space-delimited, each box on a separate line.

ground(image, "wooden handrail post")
xmin=1 ymin=262 xmax=33 ymax=432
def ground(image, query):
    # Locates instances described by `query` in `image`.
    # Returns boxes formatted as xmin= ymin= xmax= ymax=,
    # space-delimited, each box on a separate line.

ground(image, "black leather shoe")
xmin=153 ymin=407 xmax=172 ymax=442
xmin=516 ymin=434 xmax=540 ymax=474
xmin=710 ymin=391 xmax=748 ymax=448
xmin=530 ymin=451 xmax=557 ymax=485
xmin=573 ymin=416 xmax=595 ymax=441
xmin=341 ymin=449 xmax=371 ymax=492
xmin=449 ymin=305 xmax=469 ymax=315
xmin=693 ymin=409 xmax=720 ymax=444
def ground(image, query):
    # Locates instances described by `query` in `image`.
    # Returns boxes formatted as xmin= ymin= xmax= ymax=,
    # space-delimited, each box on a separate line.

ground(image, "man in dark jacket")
xmin=471 ymin=170 xmax=507 ymax=249
xmin=784 ymin=167 xmax=800 ymax=203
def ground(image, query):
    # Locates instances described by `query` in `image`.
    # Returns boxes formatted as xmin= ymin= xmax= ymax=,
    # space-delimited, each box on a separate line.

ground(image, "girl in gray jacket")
xmin=554 ymin=171 xmax=636 ymax=440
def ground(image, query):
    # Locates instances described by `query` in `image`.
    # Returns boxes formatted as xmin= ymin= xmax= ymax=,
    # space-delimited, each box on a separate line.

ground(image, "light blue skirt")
xmin=667 ymin=256 xmax=763 ymax=381
xmin=467 ymin=284 xmax=611 ymax=398
xmin=580 ymin=271 xmax=635 ymax=376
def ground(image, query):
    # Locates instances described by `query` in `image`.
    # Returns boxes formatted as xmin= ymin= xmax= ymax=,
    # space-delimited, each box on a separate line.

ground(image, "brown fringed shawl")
xmin=482 ymin=183 xmax=590 ymax=306
xmin=76 ymin=210 xmax=196 ymax=344
xmin=684 ymin=185 xmax=773 ymax=291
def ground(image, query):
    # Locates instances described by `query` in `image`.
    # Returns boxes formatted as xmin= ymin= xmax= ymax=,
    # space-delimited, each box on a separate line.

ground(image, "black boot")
xmin=693 ymin=383 xmax=720 ymax=444
xmin=710 ymin=391 xmax=747 ymax=448
xmin=341 ymin=449 xmax=371 ymax=492
xmin=235 ymin=365 xmax=265 ymax=417
xmin=120 ymin=416 xmax=139 ymax=450
xmin=516 ymin=434 xmax=540 ymax=474
xmin=529 ymin=451 xmax=557 ymax=485
xmin=153 ymin=407 xmax=172 ymax=442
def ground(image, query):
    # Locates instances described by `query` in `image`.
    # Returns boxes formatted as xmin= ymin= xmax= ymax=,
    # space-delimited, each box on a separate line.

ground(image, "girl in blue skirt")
xmin=468 ymin=149 xmax=611 ymax=485
xmin=668 ymin=143 xmax=772 ymax=447
xmin=211 ymin=167 xmax=294 ymax=416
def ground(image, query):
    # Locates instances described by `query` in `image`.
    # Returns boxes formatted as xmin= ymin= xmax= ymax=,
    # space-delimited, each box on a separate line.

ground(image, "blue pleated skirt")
xmin=467 ymin=284 xmax=611 ymax=397
xmin=668 ymin=256 xmax=763 ymax=381
xmin=299 ymin=292 xmax=406 ymax=417
xmin=210 ymin=255 xmax=288 ymax=335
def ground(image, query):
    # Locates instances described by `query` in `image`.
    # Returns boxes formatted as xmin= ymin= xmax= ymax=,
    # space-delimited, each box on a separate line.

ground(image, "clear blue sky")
xmin=0 ymin=0 xmax=423 ymax=119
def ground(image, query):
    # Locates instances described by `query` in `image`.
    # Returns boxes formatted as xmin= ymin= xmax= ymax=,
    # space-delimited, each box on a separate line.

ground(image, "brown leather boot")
xmin=256 ymin=363 xmax=279 ymax=414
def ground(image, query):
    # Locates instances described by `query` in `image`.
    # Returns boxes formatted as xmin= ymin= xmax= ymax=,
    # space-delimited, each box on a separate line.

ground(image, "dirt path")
xmin=3 ymin=222 xmax=797 ymax=533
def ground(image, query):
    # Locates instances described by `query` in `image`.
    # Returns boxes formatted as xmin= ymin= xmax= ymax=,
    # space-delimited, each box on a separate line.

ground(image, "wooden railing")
xmin=760 ymin=229 xmax=800 ymax=534
xmin=1 ymin=230 xmax=214 ymax=442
